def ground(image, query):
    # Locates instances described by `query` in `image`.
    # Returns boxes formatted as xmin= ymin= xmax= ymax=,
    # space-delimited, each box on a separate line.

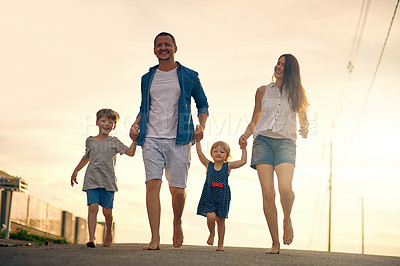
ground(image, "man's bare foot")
xmin=283 ymin=218 xmax=294 ymax=245
xmin=265 ymin=243 xmax=280 ymax=254
xmin=216 ymin=244 xmax=224 ymax=251
xmin=173 ymin=221 xmax=184 ymax=248
xmin=143 ymin=241 xmax=160 ymax=250
xmin=207 ymin=233 xmax=215 ymax=246
xmin=103 ymin=231 xmax=112 ymax=247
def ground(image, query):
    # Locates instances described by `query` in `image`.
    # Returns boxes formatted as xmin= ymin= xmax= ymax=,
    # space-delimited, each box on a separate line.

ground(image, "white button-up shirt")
xmin=253 ymin=83 xmax=297 ymax=141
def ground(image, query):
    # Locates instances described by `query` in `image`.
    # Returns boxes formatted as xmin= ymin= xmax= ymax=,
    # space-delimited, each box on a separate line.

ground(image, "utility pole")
xmin=361 ymin=196 xmax=365 ymax=254
xmin=328 ymin=141 xmax=332 ymax=252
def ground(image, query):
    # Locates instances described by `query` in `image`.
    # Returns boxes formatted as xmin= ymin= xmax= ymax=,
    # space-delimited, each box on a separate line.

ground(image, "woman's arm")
xmin=239 ymin=86 xmax=265 ymax=147
xmin=298 ymin=110 xmax=309 ymax=138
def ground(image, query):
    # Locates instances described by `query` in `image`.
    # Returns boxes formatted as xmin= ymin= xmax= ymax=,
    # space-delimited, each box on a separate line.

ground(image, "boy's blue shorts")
xmin=86 ymin=188 xmax=115 ymax=209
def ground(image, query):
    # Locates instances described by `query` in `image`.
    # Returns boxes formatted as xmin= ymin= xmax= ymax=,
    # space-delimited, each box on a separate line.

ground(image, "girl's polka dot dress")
xmin=197 ymin=162 xmax=231 ymax=219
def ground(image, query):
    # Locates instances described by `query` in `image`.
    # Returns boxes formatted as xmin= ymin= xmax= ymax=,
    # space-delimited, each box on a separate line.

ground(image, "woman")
xmin=239 ymin=54 xmax=309 ymax=254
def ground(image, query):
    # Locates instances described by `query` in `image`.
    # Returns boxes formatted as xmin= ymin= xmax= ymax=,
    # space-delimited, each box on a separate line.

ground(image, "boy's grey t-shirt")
xmin=82 ymin=136 xmax=129 ymax=192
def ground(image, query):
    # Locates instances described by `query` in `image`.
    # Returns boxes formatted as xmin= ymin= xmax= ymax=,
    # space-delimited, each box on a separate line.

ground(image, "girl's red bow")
xmin=212 ymin=182 xmax=223 ymax=188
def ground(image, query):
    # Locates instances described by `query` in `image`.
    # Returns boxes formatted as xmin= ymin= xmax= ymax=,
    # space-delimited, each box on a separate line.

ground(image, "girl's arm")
xmin=239 ymin=86 xmax=265 ymax=148
xmin=228 ymin=145 xmax=247 ymax=171
xmin=196 ymin=141 xmax=210 ymax=167
xmin=71 ymin=158 xmax=89 ymax=186
xmin=298 ymin=110 xmax=309 ymax=138
xmin=125 ymin=141 xmax=137 ymax=157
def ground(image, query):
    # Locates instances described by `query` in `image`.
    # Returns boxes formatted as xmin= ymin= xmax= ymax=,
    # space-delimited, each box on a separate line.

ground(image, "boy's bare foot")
xmin=265 ymin=243 xmax=280 ymax=254
xmin=86 ymin=241 xmax=96 ymax=248
xmin=283 ymin=218 xmax=294 ymax=245
xmin=143 ymin=241 xmax=160 ymax=250
xmin=103 ymin=231 xmax=112 ymax=247
xmin=207 ymin=233 xmax=215 ymax=246
xmin=172 ymin=221 xmax=184 ymax=248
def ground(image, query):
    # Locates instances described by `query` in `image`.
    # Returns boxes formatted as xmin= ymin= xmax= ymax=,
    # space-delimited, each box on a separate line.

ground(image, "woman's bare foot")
xmin=265 ymin=243 xmax=280 ymax=254
xmin=207 ymin=233 xmax=215 ymax=246
xmin=173 ymin=221 xmax=184 ymax=248
xmin=283 ymin=218 xmax=294 ymax=245
xmin=103 ymin=230 xmax=112 ymax=247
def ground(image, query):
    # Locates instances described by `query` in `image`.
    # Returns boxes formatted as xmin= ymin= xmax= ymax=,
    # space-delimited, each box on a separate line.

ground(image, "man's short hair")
xmin=154 ymin=32 xmax=176 ymax=47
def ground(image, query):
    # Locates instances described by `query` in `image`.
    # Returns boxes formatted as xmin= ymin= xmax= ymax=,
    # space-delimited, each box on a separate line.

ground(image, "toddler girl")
xmin=196 ymin=139 xmax=247 ymax=251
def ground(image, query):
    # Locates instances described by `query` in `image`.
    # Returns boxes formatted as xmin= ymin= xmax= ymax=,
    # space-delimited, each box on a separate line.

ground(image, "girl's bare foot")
xmin=207 ymin=233 xmax=215 ymax=246
xmin=283 ymin=218 xmax=294 ymax=245
xmin=265 ymin=243 xmax=280 ymax=254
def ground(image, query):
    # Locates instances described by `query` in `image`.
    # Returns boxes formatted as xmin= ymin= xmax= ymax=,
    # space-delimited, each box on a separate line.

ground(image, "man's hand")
xmin=194 ymin=125 xmax=204 ymax=142
xmin=130 ymin=124 xmax=140 ymax=141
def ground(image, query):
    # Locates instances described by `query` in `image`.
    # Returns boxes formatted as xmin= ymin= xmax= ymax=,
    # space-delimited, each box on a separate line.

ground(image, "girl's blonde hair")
xmin=210 ymin=141 xmax=231 ymax=162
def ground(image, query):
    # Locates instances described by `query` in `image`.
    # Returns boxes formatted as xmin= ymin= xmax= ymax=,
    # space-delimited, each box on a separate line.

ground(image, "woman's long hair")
xmin=279 ymin=54 xmax=309 ymax=113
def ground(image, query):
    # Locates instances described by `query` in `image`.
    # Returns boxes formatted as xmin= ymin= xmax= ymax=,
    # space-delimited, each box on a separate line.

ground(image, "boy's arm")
xmin=229 ymin=144 xmax=247 ymax=170
xmin=196 ymin=141 xmax=210 ymax=167
xmin=71 ymin=158 xmax=89 ymax=186
xmin=125 ymin=141 xmax=137 ymax=157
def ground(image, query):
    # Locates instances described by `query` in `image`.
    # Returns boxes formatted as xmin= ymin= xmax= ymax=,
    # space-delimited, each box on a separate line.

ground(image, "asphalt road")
xmin=1 ymin=239 xmax=399 ymax=266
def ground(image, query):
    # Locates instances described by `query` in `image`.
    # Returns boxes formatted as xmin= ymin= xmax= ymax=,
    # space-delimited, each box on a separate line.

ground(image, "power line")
xmin=331 ymin=0 xmax=371 ymax=134
xmin=334 ymin=0 xmax=400 ymax=174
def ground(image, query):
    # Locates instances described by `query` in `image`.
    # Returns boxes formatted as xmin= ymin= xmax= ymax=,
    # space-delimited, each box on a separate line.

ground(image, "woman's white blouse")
xmin=253 ymin=83 xmax=297 ymax=141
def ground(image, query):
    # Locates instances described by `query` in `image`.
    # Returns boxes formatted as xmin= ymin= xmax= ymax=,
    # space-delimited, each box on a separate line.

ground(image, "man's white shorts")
xmin=142 ymin=137 xmax=191 ymax=188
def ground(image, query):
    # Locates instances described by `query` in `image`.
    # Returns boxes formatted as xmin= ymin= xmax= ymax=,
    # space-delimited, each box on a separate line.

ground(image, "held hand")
xmin=194 ymin=125 xmax=204 ymax=142
xmin=130 ymin=124 xmax=140 ymax=141
xmin=239 ymin=134 xmax=248 ymax=149
xmin=298 ymin=126 xmax=309 ymax=138
xmin=71 ymin=172 xmax=78 ymax=187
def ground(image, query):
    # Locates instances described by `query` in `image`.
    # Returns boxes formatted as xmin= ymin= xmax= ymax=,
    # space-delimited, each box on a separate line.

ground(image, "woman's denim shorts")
xmin=250 ymin=135 xmax=296 ymax=169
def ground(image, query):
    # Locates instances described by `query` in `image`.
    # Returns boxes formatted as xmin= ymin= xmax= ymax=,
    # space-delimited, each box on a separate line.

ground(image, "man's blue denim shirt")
xmin=136 ymin=62 xmax=209 ymax=146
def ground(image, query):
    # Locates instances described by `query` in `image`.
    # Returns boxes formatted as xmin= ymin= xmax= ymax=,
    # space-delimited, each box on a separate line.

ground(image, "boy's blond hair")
xmin=96 ymin=109 xmax=120 ymax=123
xmin=210 ymin=141 xmax=231 ymax=162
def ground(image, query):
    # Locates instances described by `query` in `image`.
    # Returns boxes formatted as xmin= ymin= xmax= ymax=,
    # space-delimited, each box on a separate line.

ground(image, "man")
xmin=130 ymin=32 xmax=208 ymax=250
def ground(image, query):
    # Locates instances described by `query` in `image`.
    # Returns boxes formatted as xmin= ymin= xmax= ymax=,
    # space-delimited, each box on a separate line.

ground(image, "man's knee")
xmin=146 ymin=179 xmax=162 ymax=193
xmin=170 ymin=187 xmax=186 ymax=199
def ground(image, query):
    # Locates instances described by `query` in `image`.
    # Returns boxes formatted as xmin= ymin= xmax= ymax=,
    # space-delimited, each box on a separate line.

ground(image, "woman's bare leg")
xmin=275 ymin=163 xmax=295 ymax=245
xmin=256 ymin=164 xmax=280 ymax=254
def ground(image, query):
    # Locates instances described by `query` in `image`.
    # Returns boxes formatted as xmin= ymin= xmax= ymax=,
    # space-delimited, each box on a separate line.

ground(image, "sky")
xmin=1 ymin=0 xmax=400 ymax=257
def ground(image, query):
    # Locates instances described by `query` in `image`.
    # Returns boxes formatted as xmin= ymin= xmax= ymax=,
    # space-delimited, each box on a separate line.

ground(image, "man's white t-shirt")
xmin=146 ymin=67 xmax=181 ymax=138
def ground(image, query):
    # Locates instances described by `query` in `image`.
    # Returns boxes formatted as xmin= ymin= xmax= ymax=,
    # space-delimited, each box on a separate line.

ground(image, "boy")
xmin=71 ymin=108 xmax=137 ymax=248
